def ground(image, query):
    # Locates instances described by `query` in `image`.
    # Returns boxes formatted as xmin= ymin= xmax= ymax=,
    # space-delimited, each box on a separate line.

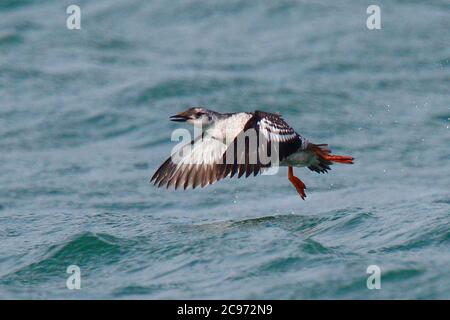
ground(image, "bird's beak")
xmin=170 ymin=111 xmax=191 ymax=122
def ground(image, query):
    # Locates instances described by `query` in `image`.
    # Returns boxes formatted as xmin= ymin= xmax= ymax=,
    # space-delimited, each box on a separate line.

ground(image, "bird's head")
xmin=170 ymin=107 xmax=218 ymax=128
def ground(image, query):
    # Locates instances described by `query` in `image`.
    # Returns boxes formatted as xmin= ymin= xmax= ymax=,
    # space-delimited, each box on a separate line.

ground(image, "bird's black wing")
xmin=220 ymin=111 xmax=304 ymax=179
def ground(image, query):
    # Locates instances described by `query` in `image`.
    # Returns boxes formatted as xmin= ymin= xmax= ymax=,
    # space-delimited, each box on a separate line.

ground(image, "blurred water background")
xmin=0 ymin=0 xmax=449 ymax=299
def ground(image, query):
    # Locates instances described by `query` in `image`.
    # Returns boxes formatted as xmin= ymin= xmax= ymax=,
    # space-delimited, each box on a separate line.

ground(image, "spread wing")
xmin=220 ymin=111 xmax=304 ymax=178
xmin=150 ymin=134 xmax=231 ymax=189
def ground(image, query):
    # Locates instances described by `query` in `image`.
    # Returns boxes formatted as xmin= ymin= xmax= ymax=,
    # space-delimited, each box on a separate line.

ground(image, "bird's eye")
xmin=196 ymin=112 xmax=203 ymax=117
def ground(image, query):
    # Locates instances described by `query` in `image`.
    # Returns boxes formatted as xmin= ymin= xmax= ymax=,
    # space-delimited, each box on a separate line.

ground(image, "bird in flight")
xmin=151 ymin=107 xmax=353 ymax=199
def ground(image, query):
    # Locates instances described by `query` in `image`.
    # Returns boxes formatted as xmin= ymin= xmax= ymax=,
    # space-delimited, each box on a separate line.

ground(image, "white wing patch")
xmin=171 ymin=135 xmax=227 ymax=166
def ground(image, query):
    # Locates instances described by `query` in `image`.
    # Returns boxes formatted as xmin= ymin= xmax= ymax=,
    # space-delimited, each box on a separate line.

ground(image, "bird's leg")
xmin=288 ymin=166 xmax=306 ymax=200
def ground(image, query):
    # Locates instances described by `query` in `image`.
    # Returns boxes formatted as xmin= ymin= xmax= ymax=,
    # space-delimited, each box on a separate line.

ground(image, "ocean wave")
xmin=0 ymin=232 xmax=134 ymax=285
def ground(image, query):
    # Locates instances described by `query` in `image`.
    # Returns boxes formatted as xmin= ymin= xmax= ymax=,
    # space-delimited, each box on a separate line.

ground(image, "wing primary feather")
xmin=175 ymin=165 xmax=190 ymax=190
xmin=192 ymin=166 xmax=202 ymax=189
xmin=150 ymin=157 xmax=171 ymax=183
xmin=157 ymin=163 xmax=176 ymax=188
xmin=183 ymin=165 xmax=194 ymax=190
xmin=201 ymin=165 xmax=209 ymax=188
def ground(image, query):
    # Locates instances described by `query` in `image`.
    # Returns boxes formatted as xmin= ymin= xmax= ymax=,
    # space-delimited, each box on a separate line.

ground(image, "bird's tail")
xmin=307 ymin=144 xmax=353 ymax=173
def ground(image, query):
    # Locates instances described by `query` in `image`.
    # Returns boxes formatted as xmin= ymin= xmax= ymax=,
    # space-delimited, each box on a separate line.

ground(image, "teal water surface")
xmin=0 ymin=0 xmax=449 ymax=299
